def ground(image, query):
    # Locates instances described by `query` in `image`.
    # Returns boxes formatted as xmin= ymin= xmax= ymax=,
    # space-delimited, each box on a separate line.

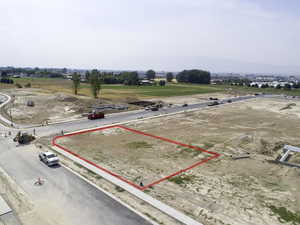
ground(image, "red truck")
xmin=88 ymin=111 xmax=105 ymax=120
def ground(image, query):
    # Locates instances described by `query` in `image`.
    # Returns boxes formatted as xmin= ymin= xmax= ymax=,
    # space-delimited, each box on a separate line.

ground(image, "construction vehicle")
xmin=208 ymin=101 xmax=219 ymax=106
xmin=27 ymin=100 xmax=35 ymax=107
xmin=148 ymin=105 xmax=159 ymax=111
xmin=13 ymin=131 xmax=35 ymax=144
xmin=88 ymin=110 xmax=105 ymax=120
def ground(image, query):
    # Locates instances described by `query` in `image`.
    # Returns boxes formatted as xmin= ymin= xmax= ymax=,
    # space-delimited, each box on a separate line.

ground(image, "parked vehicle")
xmin=39 ymin=151 xmax=59 ymax=166
xmin=88 ymin=111 xmax=105 ymax=120
xmin=150 ymin=106 xmax=159 ymax=111
xmin=182 ymin=103 xmax=188 ymax=107
xmin=209 ymin=97 xmax=219 ymax=100
xmin=227 ymin=100 xmax=232 ymax=103
xmin=208 ymin=101 xmax=219 ymax=106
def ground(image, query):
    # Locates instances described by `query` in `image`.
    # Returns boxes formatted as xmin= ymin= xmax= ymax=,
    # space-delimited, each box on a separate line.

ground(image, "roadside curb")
xmin=60 ymin=165 xmax=160 ymax=225
xmin=51 ymin=145 xmax=203 ymax=225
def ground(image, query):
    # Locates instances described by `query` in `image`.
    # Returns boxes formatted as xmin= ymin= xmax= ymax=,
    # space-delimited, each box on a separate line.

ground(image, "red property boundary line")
xmin=52 ymin=125 xmax=221 ymax=190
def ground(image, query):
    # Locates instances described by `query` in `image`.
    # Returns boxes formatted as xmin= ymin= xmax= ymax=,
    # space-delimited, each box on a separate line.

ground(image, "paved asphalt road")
xmin=0 ymin=138 xmax=152 ymax=225
xmin=33 ymin=95 xmax=258 ymax=138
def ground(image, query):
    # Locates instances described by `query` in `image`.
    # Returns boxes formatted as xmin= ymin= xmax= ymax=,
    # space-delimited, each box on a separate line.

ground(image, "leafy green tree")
xmin=146 ymin=70 xmax=156 ymax=80
xmin=0 ymin=71 xmax=8 ymax=78
xmin=90 ymin=70 xmax=101 ymax=98
xmin=102 ymin=73 xmax=122 ymax=84
xmin=284 ymin=83 xmax=291 ymax=90
xmin=159 ymin=80 xmax=166 ymax=86
xmin=85 ymin=71 xmax=91 ymax=82
xmin=176 ymin=69 xmax=211 ymax=84
xmin=72 ymin=72 xmax=81 ymax=95
xmin=166 ymin=72 xmax=173 ymax=82
xmin=120 ymin=72 xmax=139 ymax=85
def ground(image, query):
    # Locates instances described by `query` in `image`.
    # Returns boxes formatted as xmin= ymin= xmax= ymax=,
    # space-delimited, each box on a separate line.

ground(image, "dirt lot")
xmin=56 ymin=97 xmax=300 ymax=225
xmin=1 ymin=88 xmax=135 ymax=125
xmin=56 ymin=126 xmax=214 ymax=188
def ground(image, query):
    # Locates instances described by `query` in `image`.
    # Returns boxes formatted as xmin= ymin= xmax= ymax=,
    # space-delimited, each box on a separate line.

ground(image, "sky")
xmin=0 ymin=0 xmax=300 ymax=74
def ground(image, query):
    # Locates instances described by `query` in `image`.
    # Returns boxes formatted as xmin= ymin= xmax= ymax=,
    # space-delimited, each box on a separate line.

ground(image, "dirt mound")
xmin=55 ymin=93 xmax=78 ymax=102
xmin=280 ymin=103 xmax=296 ymax=111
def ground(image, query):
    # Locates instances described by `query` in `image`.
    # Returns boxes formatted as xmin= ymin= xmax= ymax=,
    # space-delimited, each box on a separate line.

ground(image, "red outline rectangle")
xmin=52 ymin=125 xmax=220 ymax=190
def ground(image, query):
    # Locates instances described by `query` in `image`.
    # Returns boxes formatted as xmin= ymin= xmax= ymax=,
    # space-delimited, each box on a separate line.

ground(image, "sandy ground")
xmin=57 ymin=127 xmax=212 ymax=187
xmin=57 ymin=97 xmax=300 ymax=225
xmin=1 ymin=88 xmax=134 ymax=125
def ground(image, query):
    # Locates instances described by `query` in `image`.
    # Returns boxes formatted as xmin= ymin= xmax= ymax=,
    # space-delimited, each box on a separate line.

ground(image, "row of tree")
xmin=0 ymin=72 xmax=14 ymax=84
xmin=0 ymin=68 xmax=65 ymax=78
xmin=71 ymin=69 xmax=211 ymax=97
xmin=145 ymin=69 xmax=211 ymax=84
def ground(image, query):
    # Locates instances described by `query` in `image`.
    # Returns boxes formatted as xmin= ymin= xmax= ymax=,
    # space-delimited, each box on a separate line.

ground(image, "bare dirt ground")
xmin=56 ymin=97 xmax=300 ymax=225
xmin=0 ymin=87 xmax=244 ymax=125
xmin=1 ymin=88 xmax=135 ymax=125
xmin=57 ymin=127 xmax=213 ymax=187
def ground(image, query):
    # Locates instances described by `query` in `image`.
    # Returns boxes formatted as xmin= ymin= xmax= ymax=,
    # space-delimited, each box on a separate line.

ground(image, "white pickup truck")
xmin=39 ymin=151 xmax=59 ymax=166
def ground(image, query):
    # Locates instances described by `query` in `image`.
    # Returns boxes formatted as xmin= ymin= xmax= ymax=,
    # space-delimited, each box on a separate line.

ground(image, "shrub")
xmin=168 ymin=174 xmax=196 ymax=185
xmin=25 ymin=82 xmax=31 ymax=88
xmin=268 ymin=205 xmax=300 ymax=224
xmin=159 ymin=80 xmax=166 ymax=86
xmin=15 ymin=83 xmax=22 ymax=88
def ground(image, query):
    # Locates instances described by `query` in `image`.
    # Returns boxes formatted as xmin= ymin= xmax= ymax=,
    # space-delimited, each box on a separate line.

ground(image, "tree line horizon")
xmin=71 ymin=69 xmax=211 ymax=97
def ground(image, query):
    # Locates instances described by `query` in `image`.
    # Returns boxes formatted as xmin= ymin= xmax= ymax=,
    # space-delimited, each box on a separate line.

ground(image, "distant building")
xmin=139 ymin=79 xmax=155 ymax=85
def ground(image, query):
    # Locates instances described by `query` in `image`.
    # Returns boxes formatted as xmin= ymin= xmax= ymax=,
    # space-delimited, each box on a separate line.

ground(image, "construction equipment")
xmin=27 ymin=100 xmax=35 ymax=107
xmin=88 ymin=110 xmax=105 ymax=120
xmin=150 ymin=105 xmax=159 ymax=111
xmin=208 ymin=101 xmax=219 ymax=106
xmin=13 ymin=131 xmax=35 ymax=144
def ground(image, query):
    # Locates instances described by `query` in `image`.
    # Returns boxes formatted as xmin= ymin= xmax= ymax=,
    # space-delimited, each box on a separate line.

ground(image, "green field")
xmin=1 ymin=78 xmax=300 ymax=100
xmin=0 ymin=78 xmax=224 ymax=99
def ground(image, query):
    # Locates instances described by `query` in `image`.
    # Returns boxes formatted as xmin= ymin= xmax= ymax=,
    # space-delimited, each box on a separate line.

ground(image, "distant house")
xmin=63 ymin=74 xmax=73 ymax=80
xmin=139 ymin=79 xmax=155 ymax=85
